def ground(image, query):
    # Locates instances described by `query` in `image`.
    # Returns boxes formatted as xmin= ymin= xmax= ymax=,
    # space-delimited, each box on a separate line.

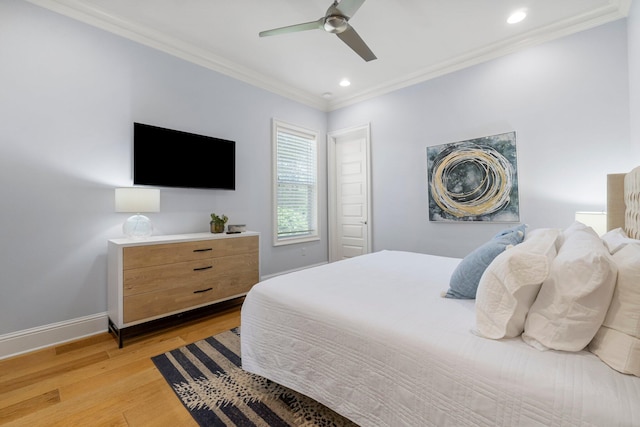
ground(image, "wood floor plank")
xmin=0 ymin=351 xmax=110 ymax=395
xmin=0 ymin=335 xmax=113 ymax=390
xmin=4 ymin=362 xmax=164 ymax=426
xmin=0 ymin=347 xmax=56 ymax=374
xmin=56 ymin=367 xmax=183 ymax=425
xmin=0 ymin=305 xmax=241 ymax=426
xmin=58 ymin=358 xmax=152 ymax=401
xmin=0 ymin=336 xmax=183 ymax=410
xmin=122 ymin=379 xmax=198 ymax=426
xmin=0 ymin=337 xmax=113 ymax=384
xmin=55 ymin=333 xmax=114 ymax=355
xmin=0 ymin=389 xmax=60 ymax=424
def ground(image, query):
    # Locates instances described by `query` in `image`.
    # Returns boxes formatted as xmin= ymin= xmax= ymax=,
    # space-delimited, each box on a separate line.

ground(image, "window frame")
xmin=272 ymin=119 xmax=320 ymax=246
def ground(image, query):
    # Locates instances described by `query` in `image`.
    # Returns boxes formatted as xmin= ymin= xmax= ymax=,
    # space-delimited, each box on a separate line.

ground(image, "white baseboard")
xmin=0 ymin=312 xmax=109 ymax=360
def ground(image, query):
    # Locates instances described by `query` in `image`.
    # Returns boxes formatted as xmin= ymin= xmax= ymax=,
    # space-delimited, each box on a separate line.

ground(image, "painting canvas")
xmin=427 ymin=132 xmax=519 ymax=222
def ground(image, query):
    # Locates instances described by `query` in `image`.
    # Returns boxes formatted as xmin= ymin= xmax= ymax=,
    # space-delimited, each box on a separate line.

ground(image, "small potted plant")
xmin=210 ymin=213 xmax=228 ymax=233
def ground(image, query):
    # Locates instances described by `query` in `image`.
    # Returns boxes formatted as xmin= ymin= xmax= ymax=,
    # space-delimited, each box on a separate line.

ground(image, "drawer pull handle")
xmin=193 ymin=287 xmax=213 ymax=294
xmin=193 ymin=266 xmax=213 ymax=271
xmin=193 ymin=248 xmax=213 ymax=252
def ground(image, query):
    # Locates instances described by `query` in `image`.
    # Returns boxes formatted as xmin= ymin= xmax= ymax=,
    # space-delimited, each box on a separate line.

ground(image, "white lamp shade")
xmin=575 ymin=211 xmax=607 ymax=236
xmin=115 ymin=188 xmax=160 ymax=213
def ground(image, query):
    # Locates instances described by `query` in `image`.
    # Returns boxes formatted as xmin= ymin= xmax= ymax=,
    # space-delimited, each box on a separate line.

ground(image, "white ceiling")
xmin=26 ymin=0 xmax=631 ymax=111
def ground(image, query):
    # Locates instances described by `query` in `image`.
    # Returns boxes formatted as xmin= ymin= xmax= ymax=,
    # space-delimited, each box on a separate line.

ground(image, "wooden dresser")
xmin=107 ymin=232 xmax=259 ymax=347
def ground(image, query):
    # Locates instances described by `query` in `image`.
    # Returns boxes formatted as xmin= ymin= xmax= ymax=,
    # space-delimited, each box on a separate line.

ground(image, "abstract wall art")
xmin=427 ymin=131 xmax=519 ymax=222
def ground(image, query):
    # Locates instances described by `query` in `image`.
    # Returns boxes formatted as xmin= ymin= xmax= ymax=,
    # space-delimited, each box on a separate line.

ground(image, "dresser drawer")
xmin=123 ymin=235 xmax=258 ymax=269
xmin=123 ymin=259 xmax=220 ymax=296
xmin=123 ymin=281 xmax=223 ymax=323
xmin=123 ymin=253 xmax=258 ymax=323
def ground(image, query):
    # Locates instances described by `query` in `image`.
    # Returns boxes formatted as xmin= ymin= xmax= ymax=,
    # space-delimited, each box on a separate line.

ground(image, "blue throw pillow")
xmin=444 ymin=224 xmax=526 ymax=299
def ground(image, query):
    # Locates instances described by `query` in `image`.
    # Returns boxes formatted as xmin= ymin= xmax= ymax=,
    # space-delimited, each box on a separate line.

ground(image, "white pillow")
xmin=589 ymin=243 xmax=640 ymax=376
xmin=603 ymin=243 xmax=640 ymax=335
xmin=475 ymin=228 xmax=560 ymax=339
xmin=563 ymin=220 xmax=592 ymax=235
xmin=522 ymin=227 xmax=617 ymax=351
xmin=589 ymin=327 xmax=640 ymax=377
xmin=601 ymin=227 xmax=640 ymax=254
xmin=560 ymin=220 xmax=592 ymax=240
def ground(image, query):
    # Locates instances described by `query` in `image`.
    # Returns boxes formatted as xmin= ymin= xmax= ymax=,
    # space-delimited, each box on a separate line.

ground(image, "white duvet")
xmin=241 ymin=250 xmax=640 ymax=426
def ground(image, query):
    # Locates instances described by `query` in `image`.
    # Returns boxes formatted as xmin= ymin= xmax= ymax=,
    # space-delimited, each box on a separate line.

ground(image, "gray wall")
xmin=0 ymin=0 xmax=327 ymax=335
xmin=329 ymin=19 xmax=633 ymax=259
xmin=630 ymin=0 xmax=640 ymax=157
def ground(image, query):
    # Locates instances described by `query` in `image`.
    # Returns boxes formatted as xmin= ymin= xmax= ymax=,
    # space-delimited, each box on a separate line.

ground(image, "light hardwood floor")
xmin=0 ymin=303 xmax=242 ymax=426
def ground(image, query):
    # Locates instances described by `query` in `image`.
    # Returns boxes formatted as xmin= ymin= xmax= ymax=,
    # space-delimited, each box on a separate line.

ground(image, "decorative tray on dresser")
xmin=107 ymin=231 xmax=259 ymax=347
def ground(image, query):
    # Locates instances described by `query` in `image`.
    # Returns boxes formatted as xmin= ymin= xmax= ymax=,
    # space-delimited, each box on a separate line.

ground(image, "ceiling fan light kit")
xmin=259 ymin=0 xmax=377 ymax=62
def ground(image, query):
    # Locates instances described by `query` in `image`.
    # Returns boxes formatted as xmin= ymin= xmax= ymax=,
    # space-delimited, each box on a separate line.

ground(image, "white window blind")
xmin=273 ymin=120 xmax=319 ymax=245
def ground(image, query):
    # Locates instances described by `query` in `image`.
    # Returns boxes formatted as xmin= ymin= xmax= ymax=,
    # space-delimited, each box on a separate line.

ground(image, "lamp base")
xmin=123 ymin=214 xmax=153 ymax=239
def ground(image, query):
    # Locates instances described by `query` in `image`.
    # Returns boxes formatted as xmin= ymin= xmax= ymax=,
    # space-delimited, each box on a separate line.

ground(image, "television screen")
xmin=133 ymin=122 xmax=235 ymax=190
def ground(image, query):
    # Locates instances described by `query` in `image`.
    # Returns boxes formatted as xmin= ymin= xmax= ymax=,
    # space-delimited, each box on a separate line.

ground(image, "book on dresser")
xmin=107 ymin=231 xmax=259 ymax=347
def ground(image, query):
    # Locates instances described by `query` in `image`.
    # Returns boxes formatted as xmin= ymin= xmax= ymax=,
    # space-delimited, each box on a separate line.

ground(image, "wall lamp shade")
xmin=575 ymin=211 xmax=607 ymax=236
xmin=115 ymin=188 xmax=160 ymax=238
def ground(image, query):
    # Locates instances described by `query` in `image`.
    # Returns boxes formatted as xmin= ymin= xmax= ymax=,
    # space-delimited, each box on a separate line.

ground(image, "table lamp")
xmin=115 ymin=188 xmax=160 ymax=238
xmin=575 ymin=211 xmax=607 ymax=236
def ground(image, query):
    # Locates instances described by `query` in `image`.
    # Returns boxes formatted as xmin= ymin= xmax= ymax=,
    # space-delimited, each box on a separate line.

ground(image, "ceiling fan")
xmin=259 ymin=0 xmax=377 ymax=62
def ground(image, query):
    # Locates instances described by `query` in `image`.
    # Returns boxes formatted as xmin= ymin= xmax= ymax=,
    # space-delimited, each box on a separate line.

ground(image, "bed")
xmin=241 ymin=167 xmax=640 ymax=426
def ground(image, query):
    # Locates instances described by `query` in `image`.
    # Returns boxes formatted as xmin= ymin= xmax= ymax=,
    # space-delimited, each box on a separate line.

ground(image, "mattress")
xmin=241 ymin=250 xmax=640 ymax=426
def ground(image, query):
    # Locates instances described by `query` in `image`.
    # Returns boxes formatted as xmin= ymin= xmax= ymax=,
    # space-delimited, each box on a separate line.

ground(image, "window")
xmin=272 ymin=119 xmax=319 ymax=246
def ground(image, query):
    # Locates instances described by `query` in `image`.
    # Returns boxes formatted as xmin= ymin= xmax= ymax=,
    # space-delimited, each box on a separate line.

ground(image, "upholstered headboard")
xmin=625 ymin=166 xmax=640 ymax=238
xmin=607 ymin=166 xmax=640 ymax=238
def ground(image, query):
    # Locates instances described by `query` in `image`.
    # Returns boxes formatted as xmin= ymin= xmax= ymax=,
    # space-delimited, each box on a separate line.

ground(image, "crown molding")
xmin=328 ymin=0 xmax=632 ymax=111
xmin=24 ymin=0 xmax=331 ymax=111
xmin=25 ymin=0 xmax=630 ymax=113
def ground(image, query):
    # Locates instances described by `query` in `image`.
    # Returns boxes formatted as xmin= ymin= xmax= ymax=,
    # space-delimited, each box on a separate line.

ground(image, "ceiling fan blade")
xmin=334 ymin=0 xmax=366 ymax=19
xmin=259 ymin=19 xmax=324 ymax=37
xmin=336 ymin=24 xmax=376 ymax=61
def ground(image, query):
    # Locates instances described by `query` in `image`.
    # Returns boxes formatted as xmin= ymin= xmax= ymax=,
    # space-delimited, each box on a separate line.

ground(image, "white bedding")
xmin=241 ymin=250 xmax=640 ymax=426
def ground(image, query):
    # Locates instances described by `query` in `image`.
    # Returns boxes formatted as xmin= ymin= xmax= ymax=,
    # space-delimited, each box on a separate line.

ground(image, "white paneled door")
xmin=328 ymin=124 xmax=371 ymax=262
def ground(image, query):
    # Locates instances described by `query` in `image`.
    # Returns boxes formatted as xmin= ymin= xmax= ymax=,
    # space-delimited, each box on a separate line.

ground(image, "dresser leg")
xmin=108 ymin=318 xmax=124 ymax=348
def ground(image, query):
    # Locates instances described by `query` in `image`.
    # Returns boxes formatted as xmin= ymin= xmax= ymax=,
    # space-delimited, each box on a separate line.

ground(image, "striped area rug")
xmin=152 ymin=327 xmax=357 ymax=426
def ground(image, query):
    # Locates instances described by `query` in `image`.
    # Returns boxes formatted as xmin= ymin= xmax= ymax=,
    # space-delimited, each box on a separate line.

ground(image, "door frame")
xmin=327 ymin=123 xmax=372 ymax=262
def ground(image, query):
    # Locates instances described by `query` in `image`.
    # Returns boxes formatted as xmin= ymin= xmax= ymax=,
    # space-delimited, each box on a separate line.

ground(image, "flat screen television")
xmin=133 ymin=122 xmax=235 ymax=190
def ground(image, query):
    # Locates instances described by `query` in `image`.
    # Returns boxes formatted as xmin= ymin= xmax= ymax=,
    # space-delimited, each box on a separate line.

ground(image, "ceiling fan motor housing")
xmin=324 ymin=15 xmax=348 ymax=33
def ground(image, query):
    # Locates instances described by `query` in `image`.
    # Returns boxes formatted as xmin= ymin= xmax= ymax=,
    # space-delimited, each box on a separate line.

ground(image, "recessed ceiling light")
xmin=507 ymin=9 xmax=527 ymax=24
xmin=322 ymin=92 xmax=333 ymax=98
xmin=339 ymin=78 xmax=351 ymax=87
